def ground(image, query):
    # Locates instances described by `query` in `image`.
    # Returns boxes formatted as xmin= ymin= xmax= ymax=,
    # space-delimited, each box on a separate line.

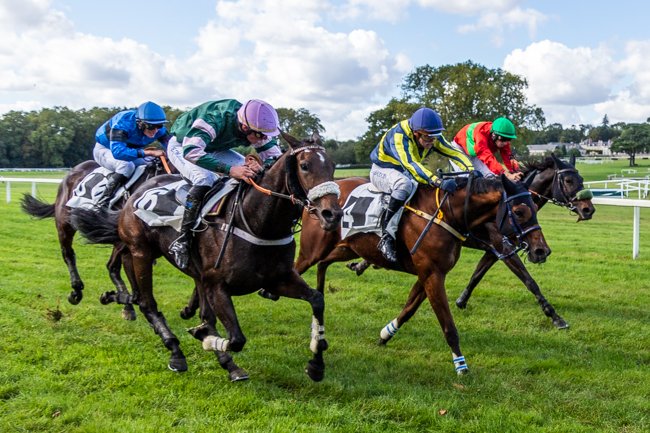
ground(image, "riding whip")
xmin=214 ymin=182 xmax=244 ymax=268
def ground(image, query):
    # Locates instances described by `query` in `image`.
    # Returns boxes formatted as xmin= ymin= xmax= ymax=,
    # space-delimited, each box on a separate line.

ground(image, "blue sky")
xmin=1 ymin=0 xmax=649 ymax=140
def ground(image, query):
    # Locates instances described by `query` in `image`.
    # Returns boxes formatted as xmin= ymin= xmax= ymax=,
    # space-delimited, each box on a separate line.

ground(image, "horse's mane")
xmin=455 ymin=175 xmax=503 ymax=194
xmin=521 ymin=156 xmax=555 ymax=175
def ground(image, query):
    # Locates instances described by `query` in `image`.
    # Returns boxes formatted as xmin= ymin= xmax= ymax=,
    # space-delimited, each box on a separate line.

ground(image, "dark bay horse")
xmin=295 ymin=174 xmax=550 ymax=375
xmin=454 ymin=154 xmax=595 ymax=327
xmin=341 ymin=154 xmax=594 ymax=332
xmin=20 ymin=157 xmax=172 ymax=319
xmin=72 ymin=132 xmax=343 ymax=381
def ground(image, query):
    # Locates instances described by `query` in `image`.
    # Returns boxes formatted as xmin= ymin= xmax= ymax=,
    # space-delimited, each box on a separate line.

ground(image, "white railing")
xmin=592 ymin=197 xmax=650 ymax=259
xmin=0 ymin=177 xmax=62 ymax=203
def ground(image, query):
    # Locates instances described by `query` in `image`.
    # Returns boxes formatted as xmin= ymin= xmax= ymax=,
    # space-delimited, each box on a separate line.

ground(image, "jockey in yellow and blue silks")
xmin=93 ymin=101 xmax=171 ymax=208
xmin=369 ymin=107 xmax=474 ymax=263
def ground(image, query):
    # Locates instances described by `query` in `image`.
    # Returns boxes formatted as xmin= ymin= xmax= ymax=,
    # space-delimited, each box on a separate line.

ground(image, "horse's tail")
xmin=20 ymin=194 xmax=55 ymax=219
xmin=71 ymin=208 xmax=120 ymax=244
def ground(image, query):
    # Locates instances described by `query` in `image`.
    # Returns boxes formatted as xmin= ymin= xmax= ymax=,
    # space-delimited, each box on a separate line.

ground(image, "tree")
xmin=276 ymin=107 xmax=325 ymax=140
xmin=0 ymin=111 xmax=31 ymax=167
xmin=355 ymin=98 xmax=420 ymax=163
xmin=398 ymin=61 xmax=545 ymax=153
xmin=611 ymin=123 xmax=650 ymax=166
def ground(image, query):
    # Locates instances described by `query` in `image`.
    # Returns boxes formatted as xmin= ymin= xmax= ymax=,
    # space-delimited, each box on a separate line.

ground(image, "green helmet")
xmin=491 ymin=117 xmax=517 ymax=139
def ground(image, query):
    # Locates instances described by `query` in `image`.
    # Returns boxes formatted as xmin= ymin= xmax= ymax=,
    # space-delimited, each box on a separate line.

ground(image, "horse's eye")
xmin=300 ymin=162 xmax=310 ymax=171
xmin=514 ymin=209 xmax=525 ymax=218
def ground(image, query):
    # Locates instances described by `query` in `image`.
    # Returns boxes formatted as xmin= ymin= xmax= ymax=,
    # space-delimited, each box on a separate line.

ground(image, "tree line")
xmin=1 ymin=61 xmax=649 ymax=168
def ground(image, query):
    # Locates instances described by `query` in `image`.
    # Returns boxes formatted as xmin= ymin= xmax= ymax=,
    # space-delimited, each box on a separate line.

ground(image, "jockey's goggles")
xmin=245 ymin=128 xmax=268 ymax=140
xmin=143 ymin=122 xmax=164 ymax=131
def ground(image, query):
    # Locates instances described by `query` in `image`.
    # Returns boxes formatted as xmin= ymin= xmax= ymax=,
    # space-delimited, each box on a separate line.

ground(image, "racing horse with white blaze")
xmin=72 ymin=132 xmax=342 ymax=381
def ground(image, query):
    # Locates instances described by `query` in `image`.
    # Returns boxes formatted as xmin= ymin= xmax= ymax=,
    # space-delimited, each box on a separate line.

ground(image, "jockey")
xmin=369 ymin=107 xmax=474 ymax=263
xmin=451 ymin=117 xmax=523 ymax=182
xmin=167 ymin=98 xmax=282 ymax=270
xmin=93 ymin=101 xmax=171 ymax=208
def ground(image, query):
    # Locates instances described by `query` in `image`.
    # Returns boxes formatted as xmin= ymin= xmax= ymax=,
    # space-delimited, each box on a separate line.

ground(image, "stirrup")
xmin=169 ymin=237 xmax=190 ymax=269
xmin=378 ymin=234 xmax=398 ymax=263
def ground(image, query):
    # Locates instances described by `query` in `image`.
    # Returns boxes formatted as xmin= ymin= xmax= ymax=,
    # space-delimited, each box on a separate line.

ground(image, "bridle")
xmin=525 ymin=166 xmax=593 ymax=213
xmin=462 ymin=175 xmax=541 ymax=260
xmin=245 ymin=145 xmax=340 ymax=214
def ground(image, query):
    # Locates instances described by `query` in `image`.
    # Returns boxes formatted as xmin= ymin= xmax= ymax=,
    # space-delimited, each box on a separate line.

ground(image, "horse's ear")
xmin=311 ymin=131 xmax=323 ymax=146
xmin=569 ymin=153 xmax=576 ymax=167
xmin=501 ymin=173 xmax=516 ymax=194
xmin=550 ymin=152 xmax=560 ymax=166
xmin=281 ymin=130 xmax=300 ymax=150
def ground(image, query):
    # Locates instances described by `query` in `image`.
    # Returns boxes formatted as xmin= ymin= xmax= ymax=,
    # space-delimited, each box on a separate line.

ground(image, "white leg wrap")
xmin=380 ymin=318 xmax=400 ymax=341
xmin=310 ymin=316 xmax=325 ymax=354
xmin=452 ymin=352 xmax=468 ymax=374
xmin=202 ymin=335 xmax=230 ymax=352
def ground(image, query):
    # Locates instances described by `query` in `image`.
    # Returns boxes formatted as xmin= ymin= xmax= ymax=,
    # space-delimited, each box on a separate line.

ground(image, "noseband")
xmin=494 ymin=190 xmax=541 ymax=259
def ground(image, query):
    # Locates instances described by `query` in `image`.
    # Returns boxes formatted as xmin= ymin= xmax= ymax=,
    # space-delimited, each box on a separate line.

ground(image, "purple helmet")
xmin=237 ymin=99 xmax=280 ymax=137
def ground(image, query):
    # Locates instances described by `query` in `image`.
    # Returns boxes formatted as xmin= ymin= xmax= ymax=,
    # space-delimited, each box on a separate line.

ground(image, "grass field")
xmin=1 ymin=162 xmax=649 ymax=432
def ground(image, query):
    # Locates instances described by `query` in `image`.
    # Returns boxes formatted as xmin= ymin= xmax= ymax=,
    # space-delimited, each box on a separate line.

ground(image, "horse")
xmin=20 ymin=156 xmax=173 ymax=320
xmin=346 ymin=154 xmax=595 ymax=331
xmin=294 ymin=173 xmax=550 ymax=374
xmin=71 ymin=132 xmax=343 ymax=381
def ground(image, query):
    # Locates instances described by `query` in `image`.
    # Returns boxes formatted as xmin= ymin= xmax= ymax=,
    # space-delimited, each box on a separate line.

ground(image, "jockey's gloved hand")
xmin=434 ymin=178 xmax=457 ymax=193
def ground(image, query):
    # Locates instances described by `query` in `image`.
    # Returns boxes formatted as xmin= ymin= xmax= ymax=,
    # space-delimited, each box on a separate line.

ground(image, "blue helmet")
xmin=136 ymin=101 xmax=167 ymax=124
xmin=409 ymin=107 xmax=444 ymax=135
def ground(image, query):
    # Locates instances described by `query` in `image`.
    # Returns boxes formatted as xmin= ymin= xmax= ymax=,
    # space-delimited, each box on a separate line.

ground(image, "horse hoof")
xmin=67 ymin=291 xmax=82 ymax=305
xmin=99 ymin=292 xmax=114 ymax=305
xmin=455 ymin=298 xmax=467 ymax=309
xmin=554 ymin=319 xmax=570 ymax=330
xmin=229 ymin=368 xmax=249 ymax=382
xmin=121 ymin=308 xmax=136 ymax=321
xmin=179 ymin=307 xmax=196 ymax=320
xmin=456 ymin=367 xmax=469 ymax=376
xmin=377 ymin=338 xmax=388 ymax=346
xmin=168 ymin=357 xmax=188 ymax=372
xmin=305 ymin=360 xmax=325 ymax=382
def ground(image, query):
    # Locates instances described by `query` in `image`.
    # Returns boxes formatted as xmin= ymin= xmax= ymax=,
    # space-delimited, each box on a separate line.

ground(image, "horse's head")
xmin=280 ymin=131 xmax=343 ymax=231
xmin=497 ymin=174 xmax=551 ymax=264
xmin=524 ymin=153 xmax=595 ymax=221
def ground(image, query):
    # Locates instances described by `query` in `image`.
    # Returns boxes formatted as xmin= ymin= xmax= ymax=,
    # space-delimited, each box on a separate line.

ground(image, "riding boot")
xmin=377 ymin=197 xmax=406 ymax=263
xmin=169 ymin=185 xmax=210 ymax=270
xmin=96 ymin=173 xmax=128 ymax=209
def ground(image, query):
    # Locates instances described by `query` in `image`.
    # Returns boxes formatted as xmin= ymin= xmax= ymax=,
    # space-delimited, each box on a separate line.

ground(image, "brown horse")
xmin=72 ymin=132 xmax=343 ymax=381
xmin=20 ymin=157 xmax=172 ymax=319
xmin=295 ymin=173 xmax=550 ymax=374
xmin=347 ymin=154 xmax=595 ymax=331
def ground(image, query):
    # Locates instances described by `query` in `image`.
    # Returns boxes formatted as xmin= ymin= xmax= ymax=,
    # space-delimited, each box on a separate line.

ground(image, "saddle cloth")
xmin=65 ymin=165 xmax=148 ymax=210
xmin=133 ymin=179 xmax=238 ymax=232
xmin=340 ymin=183 xmax=387 ymax=239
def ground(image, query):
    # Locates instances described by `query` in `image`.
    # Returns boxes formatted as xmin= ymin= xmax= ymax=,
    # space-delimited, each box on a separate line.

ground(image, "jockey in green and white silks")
xmin=369 ymin=107 xmax=474 ymax=263
xmin=93 ymin=101 xmax=171 ymax=208
xmin=167 ymin=98 xmax=282 ymax=270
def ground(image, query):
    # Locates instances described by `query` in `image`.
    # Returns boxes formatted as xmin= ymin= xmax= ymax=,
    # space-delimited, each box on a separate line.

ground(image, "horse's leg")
xmin=423 ymin=272 xmax=468 ymax=375
xmin=378 ymin=280 xmax=427 ymax=345
xmin=127 ymin=253 xmax=187 ymax=372
xmin=179 ymin=286 xmax=200 ymax=320
xmin=316 ymin=246 xmax=359 ymax=294
xmin=346 ymin=259 xmax=372 ymax=276
xmin=501 ymin=255 xmax=569 ymax=329
xmin=187 ymin=303 xmax=249 ymax=382
xmin=455 ymin=251 xmax=499 ymax=309
xmin=57 ymin=221 xmax=84 ymax=305
xmin=271 ymin=271 xmax=327 ymax=382
xmin=100 ymin=243 xmax=137 ymax=321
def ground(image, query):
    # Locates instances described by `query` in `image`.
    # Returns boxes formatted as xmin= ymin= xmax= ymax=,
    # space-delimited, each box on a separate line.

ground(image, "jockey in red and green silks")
xmin=452 ymin=117 xmax=523 ymax=182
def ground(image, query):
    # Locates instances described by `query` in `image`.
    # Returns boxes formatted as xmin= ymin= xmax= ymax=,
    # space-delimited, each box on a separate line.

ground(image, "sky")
xmin=1 ymin=0 xmax=649 ymax=141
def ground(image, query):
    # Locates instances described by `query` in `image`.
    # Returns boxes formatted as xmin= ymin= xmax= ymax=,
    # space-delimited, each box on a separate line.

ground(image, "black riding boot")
xmin=96 ymin=173 xmax=128 ymax=209
xmin=169 ymin=185 xmax=210 ymax=270
xmin=377 ymin=197 xmax=406 ymax=263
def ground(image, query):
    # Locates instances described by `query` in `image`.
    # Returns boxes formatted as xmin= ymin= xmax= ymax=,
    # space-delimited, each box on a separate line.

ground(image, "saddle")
xmin=66 ymin=164 xmax=149 ymax=210
xmin=133 ymin=178 xmax=238 ymax=232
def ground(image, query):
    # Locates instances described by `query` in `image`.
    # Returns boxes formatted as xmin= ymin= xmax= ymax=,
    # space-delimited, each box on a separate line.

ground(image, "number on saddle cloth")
xmin=133 ymin=178 xmax=237 ymax=232
xmin=66 ymin=166 xmax=146 ymax=210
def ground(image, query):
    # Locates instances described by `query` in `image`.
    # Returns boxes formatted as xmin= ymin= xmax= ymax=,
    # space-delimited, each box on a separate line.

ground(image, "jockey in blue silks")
xmin=93 ymin=101 xmax=171 ymax=208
